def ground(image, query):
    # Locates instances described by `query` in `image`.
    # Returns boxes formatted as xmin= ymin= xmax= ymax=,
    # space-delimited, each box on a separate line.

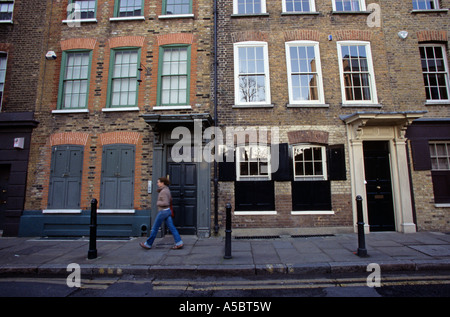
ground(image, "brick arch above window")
xmin=417 ymin=30 xmax=448 ymax=42
xmin=230 ymin=31 xmax=268 ymax=43
xmin=157 ymin=33 xmax=194 ymax=46
xmin=287 ymin=130 xmax=329 ymax=145
xmin=109 ymin=36 xmax=145 ymax=48
xmin=335 ymin=30 xmax=372 ymax=41
xmin=50 ymin=132 xmax=89 ymax=146
xmin=100 ymin=131 xmax=141 ymax=145
xmin=60 ymin=38 xmax=97 ymax=51
xmin=284 ymin=30 xmax=320 ymax=42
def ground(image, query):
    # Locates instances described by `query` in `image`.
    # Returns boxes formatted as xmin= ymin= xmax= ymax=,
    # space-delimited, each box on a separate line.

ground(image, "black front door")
xmin=363 ymin=141 xmax=395 ymax=231
xmin=168 ymin=162 xmax=197 ymax=235
xmin=0 ymin=165 xmax=10 ymax=231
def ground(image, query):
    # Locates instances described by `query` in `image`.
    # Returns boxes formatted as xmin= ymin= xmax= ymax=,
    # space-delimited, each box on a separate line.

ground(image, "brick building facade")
xmin=0 ymin=0 xmax=42 ymax=236
xmin=216 ymin=0 xmax=449 ymax=235
xmin=8 ymin=0 xmax=450 ymax=237
xmin=19 ymin=0 xmax=214 ymax=237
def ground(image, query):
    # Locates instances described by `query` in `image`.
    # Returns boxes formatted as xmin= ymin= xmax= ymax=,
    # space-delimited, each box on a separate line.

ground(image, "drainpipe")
xmin=213 ymin=0 xmax=219 ymax=234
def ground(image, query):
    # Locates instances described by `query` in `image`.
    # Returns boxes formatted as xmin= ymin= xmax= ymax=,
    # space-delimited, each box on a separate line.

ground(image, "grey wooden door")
xmin=48 ymin=145 xmax=83 ymax=209
xmin=100 ymin=144 xmax=135 ymax=209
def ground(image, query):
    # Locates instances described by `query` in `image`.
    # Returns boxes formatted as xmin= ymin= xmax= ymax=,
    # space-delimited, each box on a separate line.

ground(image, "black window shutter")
xmin=218 ymin=148 xmax=236 ymax=181
xmin=431 ymin=171 xmax=450 ymax=203
xmin=327 ymin=144 xmax=346 ymax=180
xmin=271 ymin=143 xmax=292 ymax=181
xmin=292 ymin=181 xmax=331 ymax=211
xmin=410 ymin=139 xmax=431 ymax=171
xmin=235 ymin=181 xmax=275 ymax=211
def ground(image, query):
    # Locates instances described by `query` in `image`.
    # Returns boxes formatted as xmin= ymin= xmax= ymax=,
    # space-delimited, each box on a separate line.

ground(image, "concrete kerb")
xmin=1 ymin=260 xmax=450 ymax=279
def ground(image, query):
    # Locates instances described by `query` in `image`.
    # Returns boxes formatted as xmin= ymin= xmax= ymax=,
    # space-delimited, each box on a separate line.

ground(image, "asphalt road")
xmin=0 ymin=271 xmax=449 ymax=299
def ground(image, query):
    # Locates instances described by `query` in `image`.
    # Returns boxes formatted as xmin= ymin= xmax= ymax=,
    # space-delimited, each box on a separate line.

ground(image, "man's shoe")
xmin=140 ymin=242 xmax=151 ymax=250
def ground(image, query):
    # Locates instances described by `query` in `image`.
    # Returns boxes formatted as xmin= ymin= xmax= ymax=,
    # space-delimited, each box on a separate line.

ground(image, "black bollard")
xmin=356 ymin=195 xmax=368 ymax=257
xmin=224 ymin=203 xmax=232 ymax=259
xmin=88 ymin=198 xmax=98 ymax=259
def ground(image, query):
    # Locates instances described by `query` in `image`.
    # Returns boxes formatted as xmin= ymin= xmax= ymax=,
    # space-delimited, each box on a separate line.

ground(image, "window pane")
xmin=119 ymin=0 xmax=142 ymax=17
xmin=166 ymin=0 xmax=191 ymax=15
xmin=237 ymin=0 xmax=262 ymax=14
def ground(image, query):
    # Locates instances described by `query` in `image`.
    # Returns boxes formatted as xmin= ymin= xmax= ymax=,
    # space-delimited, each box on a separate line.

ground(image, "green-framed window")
xmin=157 ymin=45 xmax=191 ymax=106
xmin=57 ymin=50 xmax=92 ymax=110
xmin=114 ymin=0 xmax=143 ymax=17
xmin=67 ymin=0 xmax=97 ymax=19
xmin=163 ymin=0 xmax=192 ymax=15
xmin=107 ymin=48 xmax=140 ymax=108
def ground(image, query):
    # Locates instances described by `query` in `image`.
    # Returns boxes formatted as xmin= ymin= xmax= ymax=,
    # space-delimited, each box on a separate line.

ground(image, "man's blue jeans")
xmin=145 ymin=208 xmax=183 ymax=247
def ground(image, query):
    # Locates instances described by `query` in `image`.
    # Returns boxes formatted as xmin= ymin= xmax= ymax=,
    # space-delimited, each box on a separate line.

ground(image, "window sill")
xmin=158 ymin=14 xmax=194 ymax=19
xmin=281 ymin=12 xmax=320 ymax=16
xmin=435 ymin=203 xmax=450 ymax=208
xmin=234 ymin=211 xmax=277 ymax=215
xmin=109 ymin=16 xmax=145 ymax=22
xmin=97 ymin=209 xmax=135 ymax=214
xmin=0 ymin=20 xmax=13 ymax=24
xmin=43 ymin=209 xmax=82 ymax=214
xmin=425 ymin=100 xmax=450 ymax=106
xmin=102 ymin=107 xmax=140 ymax=112
xmin=231 ymin=13 xmax=270 ymax=18
xmin=291 ymin=210 xmax=335 ymax=215
xmin=52 ymin=109 xmax=89 ymax=114
xmin=62 ymin=18 xmax=98 ymax=24
xmin=411 ymin=9 xmax=448 ymax=14
xmin=287 ymin=103 xmax=329 ymax=108
xmin=331 ymin=11 xmax=371 ymax=15
xmin=153 ymin=105 xmax=192 ymax=110
xmin=341 ymin=103 xmax=382 ymax=108
xmin=233 ymin=103 xmax=274 ymax=108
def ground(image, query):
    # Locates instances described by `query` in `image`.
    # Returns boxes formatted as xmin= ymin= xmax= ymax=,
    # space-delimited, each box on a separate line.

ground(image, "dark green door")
xmin=100 ymin=145 xmax=135 ymax=209
xmin=168 ymin=162 xmax=197 ymax=234
xmin=363 ymin=141 xmax=396 ymax=231
xmin=48 ymin=146 xmax=83 ymax=209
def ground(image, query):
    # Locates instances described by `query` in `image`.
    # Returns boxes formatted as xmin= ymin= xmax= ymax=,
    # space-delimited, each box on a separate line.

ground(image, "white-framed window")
xmin=412 ymin=0 xmax=440 ymax=10
xmin=285 ymin=41 xmax=325 ymax=105
xmin=0 ymin=1 xmax=14 ymax=22
xmin=233 ymin=0 xmax=267 ymax=15
xmin=332 ymin=0 xmax=366 ymax=12
xmin=0 ymin=52 xmax=6 ymax=109
xmin=430 ymin=141 xmax=450 ymax=171
xmin=236 ymin=145 xmax=271 ymax=180
xmin=234 ymin=41 xmax=271 ymax=106
xmin=292 ymin=144 xmax=327 ymax=181
xmin=419 ymin=44 xmax=449 ymax=102
xmin=337 ymin=41 xmax=378 ymax=105
xmin=68 ymin=0 xmax=97 ymax=19
xmin=283 ymin=0 xmax=316 ymax=12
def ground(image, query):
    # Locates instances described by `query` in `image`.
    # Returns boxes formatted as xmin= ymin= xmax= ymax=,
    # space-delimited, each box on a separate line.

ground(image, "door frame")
xmin=342 ymin=112 xmax=425 ymax=233
xmin=144 ymin=114 xmax=213 ymax=238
